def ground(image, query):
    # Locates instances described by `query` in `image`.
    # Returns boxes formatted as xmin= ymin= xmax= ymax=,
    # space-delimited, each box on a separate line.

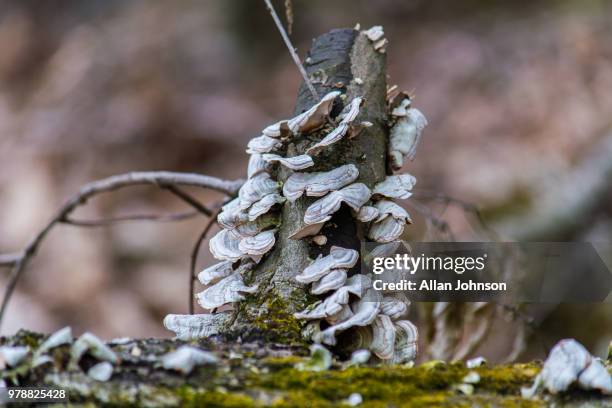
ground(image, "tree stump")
xmin=226 ymin=28 xmax=388 ymax=343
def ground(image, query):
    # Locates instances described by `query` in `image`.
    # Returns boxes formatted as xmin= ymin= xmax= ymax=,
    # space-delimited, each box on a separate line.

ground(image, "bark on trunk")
xmin=226 ymin=28 xmax=388 ymax=343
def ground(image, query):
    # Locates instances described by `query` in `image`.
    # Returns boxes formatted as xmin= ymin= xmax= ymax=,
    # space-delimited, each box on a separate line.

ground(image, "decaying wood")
xmin=226 ymin=28 xmax=388 ymax=340
xmin=1 ymin=330 xmax=608 ymax=407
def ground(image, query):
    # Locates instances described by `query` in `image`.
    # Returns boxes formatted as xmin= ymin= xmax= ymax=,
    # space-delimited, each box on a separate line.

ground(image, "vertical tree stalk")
xmin=226 ymin=28 xmax=389 ymax=342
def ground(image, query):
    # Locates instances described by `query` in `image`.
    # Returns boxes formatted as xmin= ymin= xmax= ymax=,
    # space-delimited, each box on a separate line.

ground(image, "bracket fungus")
xmin=295 ymin=247 xmax=359 ymax=284
xmin=196 ymin=270 xmax=257 ymax=310
xmin=262 ymin=120 xmax=289 ymax=138
xmin=355 ymin=205 xmax=379 ymax=222
xmin=238 ymin=230 xmax=276 ymax=257
xmin=197 ymin=261 xmax=234 ymax=286
xmin=392 ymin=320 xmax=419 ymax=364
xmin=389 ymin=103 xmax=428 ymax=169
xmin=364 ymin=25 xmax=388 ymax=53
xmin=380 ymin=297 xmax=409 ymax=320
xmin=368 ymin=214 xmax=408 ymax=243
xmin=364 ymin=25 xmax=384 ymax=42
xmin=371 ymin=315 xmax=396 ymax=360
xmin=209 ymin=229 xmax=244 ymax=262
xmin=262 ymin=153 xmax=314 ymax=170
xmin=372 ymin=174 xmax=417 ymax=199
xmin=37 ymin=326 xmax=73 ymax=355
xmin=247 ymin=193 xmax=285 ymax=221
xmin=247 ymin=153 xmax=272 ymax=178
xmin=289 ymin=222 xmax=327 ymax=240
xmin=307 ymin=97 xmax=364 ymax=155
xmin=304 ymin=183 xmax=371 ymax=225
xmin=367 ymin=199 xmax=412 ymax=243
xmin=31 ymin=326 xmax=72 ymax=367
xmin=246 ymin=135 xmax=282 ymax=154
xmin=283 ymin=164 xmax=359 ymax=202
xmin=373 ymin=199 xmax=412 ymax=223
xmin=522 ymin=339 xmax=612 ymax=397
xmin=161 ymin=54 xmax=424 ymax=365
xmin=164 ymin=313 xmax=230 ymax=340
xmin=311 ymin=269 xmax=348 ymax=295
xmin=317 ymin=293 xmax=381 ymax=346
xmin=238 ymin=173 xmax=280 ymax=210
xmin=287 ymin=90 xmax=340 ymax=134
xmin=217 ymin=198 xmax=249 ymax=230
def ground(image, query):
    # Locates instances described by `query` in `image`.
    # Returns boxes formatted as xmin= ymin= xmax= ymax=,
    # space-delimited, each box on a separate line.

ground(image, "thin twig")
xmin=189 ymin=206 xmax=223 ymax=314
xmin=163 ymin=185 xmax=212 ymax=216
xmin=412 ymin=189 xmax=500 ymax=240
xmin=62 ymin=211 xmax=199 ymax=227
xmin=284 ymin=0 xmax=294 ymax=35
xmin=405 ymin=200 xmax=455 ymax=241
xmin=0 ymin=253 xmax=22 ymax=267
xmin=0 ymin=171 xmax=243 ymax=329
xmin=263 ymin=0 xmax=318 ymax=100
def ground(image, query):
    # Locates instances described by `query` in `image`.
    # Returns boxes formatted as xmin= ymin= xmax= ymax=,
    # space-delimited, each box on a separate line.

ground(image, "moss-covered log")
xmin=2 ymin=331 xmax=611 ymax=407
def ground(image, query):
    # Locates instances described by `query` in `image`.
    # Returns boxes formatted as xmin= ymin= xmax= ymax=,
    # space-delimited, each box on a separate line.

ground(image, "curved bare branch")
xmin=0 ymin=171 xmax=243 ymax=328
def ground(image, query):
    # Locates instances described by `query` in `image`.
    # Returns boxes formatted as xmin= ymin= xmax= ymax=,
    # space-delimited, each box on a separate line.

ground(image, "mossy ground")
xmin=2 ymin=331 xmax=610 ymax=407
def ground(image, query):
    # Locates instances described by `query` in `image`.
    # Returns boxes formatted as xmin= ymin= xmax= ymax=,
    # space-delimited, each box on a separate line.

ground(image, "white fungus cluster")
xmin=164 ymin=27 xmax=429 ymax=364
xmin=0 ymin=327 xmax=121 ymax=382
xmin=522 ymin=339 xmax=612 ymax=397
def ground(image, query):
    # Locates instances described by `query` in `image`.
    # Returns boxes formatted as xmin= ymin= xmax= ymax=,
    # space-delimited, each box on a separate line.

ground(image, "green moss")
xmin=4 ymin=329 xmax=44 ymax=348
xmin=175 ymin=387 xmax=257 ymax=408
xmin=261 ymin=356 xmax=305 ymax=370
xmin=248 ymin=361 xmax=547 ymax=407
xmin=476 ymin=363 xmax=540 ymax=393
xmin=241 ymin=289 xmax=307 ymax=345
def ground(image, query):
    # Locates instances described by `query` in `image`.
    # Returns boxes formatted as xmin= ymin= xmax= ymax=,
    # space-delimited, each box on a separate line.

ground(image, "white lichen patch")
xmin=0 ymin=346 xmax=29 ymax=368
xmin=161 ymin=346 xmax=218 ymax=374
xmin=87 ymin=361 xmax=113 ymax=382
xmin=522 ymin=339 xmax=612 ymax=397
xmin=71 ymin=332 xmax=118 ymax=365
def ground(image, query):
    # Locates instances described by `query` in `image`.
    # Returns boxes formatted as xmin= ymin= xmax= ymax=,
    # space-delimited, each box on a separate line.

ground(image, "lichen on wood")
xmin=2 ymin=330 xmax=610 ymax=407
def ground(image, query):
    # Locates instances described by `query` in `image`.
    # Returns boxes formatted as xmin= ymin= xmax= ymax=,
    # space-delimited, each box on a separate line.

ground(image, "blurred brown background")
xmin=0 ymin=1 xmax=611 ymax=360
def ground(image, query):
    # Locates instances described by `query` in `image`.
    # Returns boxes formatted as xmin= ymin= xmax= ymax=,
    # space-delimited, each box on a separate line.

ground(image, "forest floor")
xmin=1 ymin=330 xmax=611 ymax=407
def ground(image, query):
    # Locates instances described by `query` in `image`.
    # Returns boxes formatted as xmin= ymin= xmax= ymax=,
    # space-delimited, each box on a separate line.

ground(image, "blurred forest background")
xmin=0 ymin=0 xmax=611 ymax=362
